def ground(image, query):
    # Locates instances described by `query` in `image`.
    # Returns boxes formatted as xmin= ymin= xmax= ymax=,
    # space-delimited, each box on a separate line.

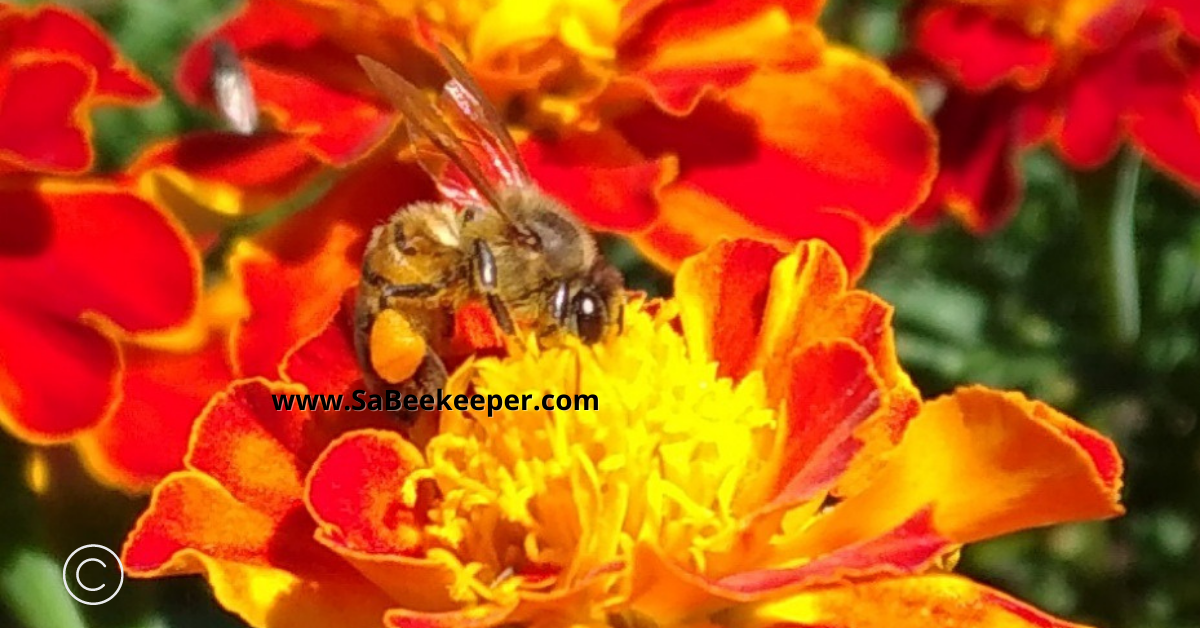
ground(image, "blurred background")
xmin=1 ymin=1 xmax=1198 ymax=627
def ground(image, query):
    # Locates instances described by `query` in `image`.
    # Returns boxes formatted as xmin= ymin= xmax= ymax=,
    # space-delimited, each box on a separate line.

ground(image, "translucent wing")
xmin=358 ymin=50 xmax=532 ymax=218
xmin=210 ymin=39 xmax=259 ymax=135
xmin=434 ymin=43 xmax=532 ymax=189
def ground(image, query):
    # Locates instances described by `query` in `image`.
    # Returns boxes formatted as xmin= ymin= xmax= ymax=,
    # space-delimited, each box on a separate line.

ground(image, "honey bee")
xmin=354 ymin=45 xmax=625 ymax=411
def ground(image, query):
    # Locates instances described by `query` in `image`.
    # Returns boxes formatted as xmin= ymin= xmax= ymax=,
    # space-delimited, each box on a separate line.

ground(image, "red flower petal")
xmin=281 ymin=298 xmax=364 ymax=395
xmin=7 ymin=5 xmax=157 ymax=103
xmin=1155 ymin=0 xmax=1200 ymax=40
xmin=769 ymin=341 xmax=883 ymax=509
xmin=0 ymin=57 xmax=93 ymax=174
xmin=177 ymin=0 xmax=392 ymax=164
xmin=912 ymin=4 xmax=1056 ymax=91
xmin=122 ymin=473 xmax=393 ymax=628
xmin=619 ymin=47 xmax=936 ymax=275
xmin=923 ymin=89 xmax=1024 ymax=232
xmin=1127 ymin=31 xmax=1200 ymax=192
xmin=306 ymin=429 xmax=427 ymax=556
xmin=0 ymin=182 xmax=199 ymax=441
xmin=79 ymin=334 xmax=235 ymax=491
xmin=523 ymin=130 xmax=674 ymax=231
xmin=122 ymin=377 xmax=395 ymax=627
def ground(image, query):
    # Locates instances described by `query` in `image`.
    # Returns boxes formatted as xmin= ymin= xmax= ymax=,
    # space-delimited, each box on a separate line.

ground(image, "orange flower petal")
xmin=0 ymin=182 xmax=199 ymax=442
xmin=621 ymin=47 xmax=935 ymax=275
xmin=7 ymin=5 xmax=157 ymax=104
xmin=912 ymin=4 xmax=1056 ymax=91
xmin=384 ymin=603 xmax=518 ymax=628
xmin=78 ymin=334 xmax=235 ymax=492
xmin=714 ymin=508 xmax=951 ymax=595
xmin=306 ymin=429 xmax=427 ymax=556
xmin=0 ymin=56 xmax=96 ymax=174
xmin=677 ymin=239 xmax=919 ymax=498
xmin=121 ymin=378 xmax=398 ymax=628
xmin=617 ymin=0 xmax=822 ymax=114
xmin=790 ymin=386 xmax=1123 ymax=558
xmin=232 ymin=158 xmax=434 ymax=378
xmin=768 ymin=341 xmax=884 ymax=509
xmin=122 ymin=472 xmax=393 ymax=628
xmin=675 ymin=238 xmax=784 ymax=380
xmin=749 ymin=573 xmax=1094 ymax=628
xmin=628 ymin=509 xmax=949 ymax=610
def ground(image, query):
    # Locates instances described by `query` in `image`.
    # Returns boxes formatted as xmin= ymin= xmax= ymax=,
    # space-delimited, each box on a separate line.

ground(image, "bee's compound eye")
xmin=572 ymin=292 xmax=606 ymax=344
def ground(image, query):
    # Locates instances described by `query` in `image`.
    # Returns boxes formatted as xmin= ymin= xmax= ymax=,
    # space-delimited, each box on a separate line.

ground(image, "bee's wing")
xmin=434 ymin=43 xmax=533 ymax=190
xmin=358 ymin=55 xmax=509 ymax=214
xmin=210 ymin=39 xmax=259 ymax=135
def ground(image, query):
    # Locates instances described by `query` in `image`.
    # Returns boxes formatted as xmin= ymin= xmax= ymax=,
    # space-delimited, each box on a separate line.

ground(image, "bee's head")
xmin=550 ymin=261 xmax=625 ymax=344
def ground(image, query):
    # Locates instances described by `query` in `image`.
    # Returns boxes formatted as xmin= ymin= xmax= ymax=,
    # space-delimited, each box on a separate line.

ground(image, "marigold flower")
xmin=903 ymin=0 xmax=1200 ymax=231
xmin=93 ymin=0 xmax=937 ymax=490
xmin=122 ymin=239 xmax=1123 ymax=628
xmin=0 ymin=4 xmax=201 ymax=481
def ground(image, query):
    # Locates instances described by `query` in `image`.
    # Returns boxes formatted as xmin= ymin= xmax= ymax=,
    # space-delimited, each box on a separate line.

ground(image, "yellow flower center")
xmin=403 ymin=0 xmax=622 ymax=63
xmin=378 ymin=0 xmax=624 ymax=130
xmin=406 ymin=301 xmax=779 ymax=614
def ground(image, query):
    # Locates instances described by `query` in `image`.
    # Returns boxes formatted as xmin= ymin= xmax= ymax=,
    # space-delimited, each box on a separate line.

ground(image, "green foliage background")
xmin=2 ymin=1 xmax=1198 ymax=628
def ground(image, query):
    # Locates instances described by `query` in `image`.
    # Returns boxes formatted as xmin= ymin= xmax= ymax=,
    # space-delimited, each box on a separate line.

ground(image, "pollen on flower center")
xmin=407 ymin=301 xmax=778 ymax=609
xmin=413 ymin=0 xmax=620 ymax=63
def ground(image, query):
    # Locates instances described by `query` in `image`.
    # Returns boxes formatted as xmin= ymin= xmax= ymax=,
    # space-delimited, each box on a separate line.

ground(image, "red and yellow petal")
xmin=306 ymin=429 xmax=428 ymax=556
xmin=616 ymin=0 xmax=822 ymax=115
xmin=676 ymin=238 xmax=919 ymax=500
xmin=122 ymin=377 xmax=396 ymax=627
xmin=620 ymin=46 xmax=936 ymax=275
xmin=6 ymin=5 xmax=157 ymax=104
xmin=78 ymin=334 xmax=236 ymax=492
xmin=767 ymin=341 xmax=885 ymax=509
xmin=747 ymin=573 xmax=1095 ymax=628
xmin=0 ymin=181 xmax=199 ymax=442
xmin=123 ymin=472 xmax=393 ymax=628
xmin=788 ymin=386 xmax=1123 ymax=559
xmin=126 ymin=132 xmax=321 ymax=228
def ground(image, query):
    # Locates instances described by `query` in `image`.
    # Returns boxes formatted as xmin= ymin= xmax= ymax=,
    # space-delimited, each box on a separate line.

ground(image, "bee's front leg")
xmin=471 ymin=240 xmax=515 ymax=335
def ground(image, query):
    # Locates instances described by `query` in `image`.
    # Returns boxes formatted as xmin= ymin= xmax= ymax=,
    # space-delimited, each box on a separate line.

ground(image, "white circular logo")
xmin=62 ymin=545 xmax=124 ymax=605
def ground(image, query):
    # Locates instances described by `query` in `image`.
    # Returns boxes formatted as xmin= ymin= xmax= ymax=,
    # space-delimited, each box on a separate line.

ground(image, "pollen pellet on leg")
xmin=369 ymin=309 xmax=428 ymax=383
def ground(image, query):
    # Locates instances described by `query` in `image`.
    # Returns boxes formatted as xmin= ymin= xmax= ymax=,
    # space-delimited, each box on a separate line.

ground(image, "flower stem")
xmin=1075 ymin=149 xmax=1143 ymax=351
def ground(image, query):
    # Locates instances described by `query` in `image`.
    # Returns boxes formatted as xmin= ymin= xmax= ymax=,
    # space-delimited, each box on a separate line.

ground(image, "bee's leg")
xmin=472 ymin=240 xmax=515 ymax=334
